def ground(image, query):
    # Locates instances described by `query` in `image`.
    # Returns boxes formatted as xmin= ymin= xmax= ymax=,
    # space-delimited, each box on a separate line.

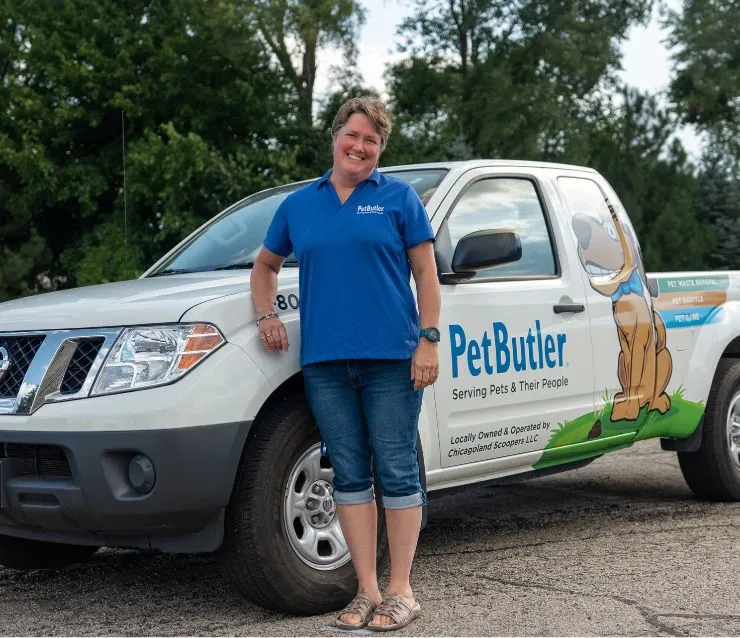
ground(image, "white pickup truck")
xmin=1 ymin=160 xmax=739 ymax=614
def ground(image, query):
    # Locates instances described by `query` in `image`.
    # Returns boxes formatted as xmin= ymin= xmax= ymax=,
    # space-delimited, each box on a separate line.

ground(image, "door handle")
xmin=553 ymin=303 xmax=585 ymax=314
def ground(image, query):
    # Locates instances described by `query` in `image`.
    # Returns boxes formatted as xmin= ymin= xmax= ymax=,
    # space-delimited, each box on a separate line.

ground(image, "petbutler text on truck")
xmin=1 ymin=161 xmax=739 ymax=614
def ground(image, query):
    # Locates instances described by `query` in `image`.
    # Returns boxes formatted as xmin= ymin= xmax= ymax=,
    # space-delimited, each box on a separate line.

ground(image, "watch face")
xmin=425 ymin=327 xmax=441 ymax=342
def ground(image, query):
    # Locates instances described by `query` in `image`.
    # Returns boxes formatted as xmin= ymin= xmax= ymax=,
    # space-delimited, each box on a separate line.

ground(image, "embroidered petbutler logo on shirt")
xmin=357 ymin=204 xmax=385 ymax=215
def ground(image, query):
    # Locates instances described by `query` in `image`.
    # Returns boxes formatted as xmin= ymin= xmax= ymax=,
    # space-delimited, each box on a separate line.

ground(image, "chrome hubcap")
xmin=728 ymin=393 xmax=740 ymax=472
xmin=283 ymin=443 xmax=350 ymax=570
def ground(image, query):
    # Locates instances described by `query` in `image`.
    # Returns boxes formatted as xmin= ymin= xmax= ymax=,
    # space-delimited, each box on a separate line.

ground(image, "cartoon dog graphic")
xmin=571 ymin=211 xmax=673 ymax=422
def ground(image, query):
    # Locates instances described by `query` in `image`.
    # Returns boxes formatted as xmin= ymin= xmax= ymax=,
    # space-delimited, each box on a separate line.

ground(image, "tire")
xmin=0 ymin=535 xmax=99 ymax=570
xmin=218 ymin=394 xmax=389 ymax=615
xmin=678 ymin=358 xmax=740 ymax=501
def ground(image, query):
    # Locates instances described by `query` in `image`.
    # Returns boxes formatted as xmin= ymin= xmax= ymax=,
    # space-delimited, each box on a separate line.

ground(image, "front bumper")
xmin=0 ymin=422 xmax=250 ymax=551
xmin=0 ymin=344 xmax=266 ymax=552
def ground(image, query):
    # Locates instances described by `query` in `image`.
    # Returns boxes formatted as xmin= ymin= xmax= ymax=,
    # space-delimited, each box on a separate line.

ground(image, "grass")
xmin=671 ymin=385 xmax=686 ymax=401
xmin=533 ymin=390 xmax=705 ymax=470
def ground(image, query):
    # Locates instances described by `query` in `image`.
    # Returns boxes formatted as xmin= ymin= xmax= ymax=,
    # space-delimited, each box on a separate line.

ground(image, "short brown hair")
xmin=331 ymin=96 xmax=393 ymax=151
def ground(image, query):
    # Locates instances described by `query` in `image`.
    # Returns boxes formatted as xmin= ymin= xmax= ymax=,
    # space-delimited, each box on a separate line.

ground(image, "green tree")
xmin=692 ymin=143 xmax=740 ymax=269
xmin=235 ymin=0 xmax=366 ymax=125
xmin=385 ymin=56 xmax=468 ymax=163
xmin=0 ymin=0 xmax=296 ymax=299
xmin=387 ymin=0 xmax=504 ymax=160
xmin=387 ymin=0 xmax=653 ymax=160
xmin=664 ymin=0 xmax=739 ymax=141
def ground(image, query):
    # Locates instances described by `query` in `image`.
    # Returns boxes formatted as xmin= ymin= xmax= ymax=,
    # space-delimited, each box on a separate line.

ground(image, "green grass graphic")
xmin=533 ymin=391 xmax=704 ymax=470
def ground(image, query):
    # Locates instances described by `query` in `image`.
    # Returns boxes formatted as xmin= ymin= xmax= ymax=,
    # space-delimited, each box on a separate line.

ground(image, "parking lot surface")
xmin=2 ymin=440 xmax=739 ymax=636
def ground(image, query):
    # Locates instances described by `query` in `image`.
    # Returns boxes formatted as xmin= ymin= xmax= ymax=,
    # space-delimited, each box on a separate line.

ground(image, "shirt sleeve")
xmin=401 ymin=186 xmax=435 ymax=249
xmin=263 ymin=198 xmax=293 ymax=258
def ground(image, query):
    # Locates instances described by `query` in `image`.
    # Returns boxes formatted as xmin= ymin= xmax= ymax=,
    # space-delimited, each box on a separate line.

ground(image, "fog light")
xmin=128 ymin=454 xmax=155 ymax=495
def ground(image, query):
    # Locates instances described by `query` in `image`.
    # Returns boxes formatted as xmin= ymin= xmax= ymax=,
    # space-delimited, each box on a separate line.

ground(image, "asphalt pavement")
xmin=2 ymin=440 xmax=739 ymax=636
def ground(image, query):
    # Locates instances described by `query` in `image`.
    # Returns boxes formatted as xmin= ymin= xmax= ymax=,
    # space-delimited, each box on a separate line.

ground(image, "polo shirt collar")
xmin=366 ymin=169 xmax=381 ymax=185
xmin=315 ymin=168 xmax=381 ymax=189
xmin=315 ymin=169 xmax=333 ymax=189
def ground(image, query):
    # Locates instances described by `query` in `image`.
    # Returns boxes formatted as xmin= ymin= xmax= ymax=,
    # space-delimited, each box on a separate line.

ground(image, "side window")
xmin=443 ymin=177 xmax=556 ymax=279
xmin=558 ymin=177 xmax=626 ymax=282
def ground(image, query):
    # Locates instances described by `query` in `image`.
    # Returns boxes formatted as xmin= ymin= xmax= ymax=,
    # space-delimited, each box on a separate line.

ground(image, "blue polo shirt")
xmin=264 ymin=168 xmax=434 ymax=366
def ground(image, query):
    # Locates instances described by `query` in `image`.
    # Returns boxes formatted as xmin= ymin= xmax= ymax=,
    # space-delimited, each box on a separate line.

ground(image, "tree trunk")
xmin=299 ymin=23 xmax=318 ymax=124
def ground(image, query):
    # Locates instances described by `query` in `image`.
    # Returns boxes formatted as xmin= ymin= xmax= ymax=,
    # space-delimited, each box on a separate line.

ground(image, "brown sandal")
xmin=335 ymin=594 xmax=380 ymax=630
xmin=368 ymin=595 xmax=421 ymax=632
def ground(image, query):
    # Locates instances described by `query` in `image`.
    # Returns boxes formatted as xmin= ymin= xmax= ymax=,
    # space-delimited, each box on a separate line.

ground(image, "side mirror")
xmin=440 ymin=229 xmax=522 ymax=283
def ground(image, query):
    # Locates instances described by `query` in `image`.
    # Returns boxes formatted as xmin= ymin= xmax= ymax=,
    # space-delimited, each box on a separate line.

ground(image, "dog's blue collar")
xmin=611 ymin=269 xmax=644 ymax=303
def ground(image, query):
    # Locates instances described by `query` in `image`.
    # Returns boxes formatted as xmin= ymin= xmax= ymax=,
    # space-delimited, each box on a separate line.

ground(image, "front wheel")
xmin=218 ymin=395 xmax=389 ymax=614
xmin=678 ymin=358 xmax=740 ymax=500
xmin=0 ymin=535 xmax=98 ymax=570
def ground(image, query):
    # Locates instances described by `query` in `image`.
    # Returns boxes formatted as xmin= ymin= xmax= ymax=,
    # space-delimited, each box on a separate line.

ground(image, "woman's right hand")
xmin=258 ymin=316 xmax=289 ymax=352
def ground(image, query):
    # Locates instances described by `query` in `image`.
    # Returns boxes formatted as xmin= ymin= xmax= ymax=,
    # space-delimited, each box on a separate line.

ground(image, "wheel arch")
xmin=721 ymin=336 xmax=740 ymax=358
xmin=251 ymin=370 xmax=306 ymax=427
xmin=676 ymin=357 xmax=740 ymax=500
xmin=663 ymin=345 xmax=740 ymax=453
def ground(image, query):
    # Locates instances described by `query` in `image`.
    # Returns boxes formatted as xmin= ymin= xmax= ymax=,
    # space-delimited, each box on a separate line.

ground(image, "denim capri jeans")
xmin=302 ymin=359 xmax=426 ymax=509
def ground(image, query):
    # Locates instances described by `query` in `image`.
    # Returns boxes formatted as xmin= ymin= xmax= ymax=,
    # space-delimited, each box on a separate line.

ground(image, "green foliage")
xmin=60 ymin=219 xmax=144 ymax=287
xmin=388 ymin=0 xmax=653 ymax=160
xmin=692 ymin=143 xmax=740 ymax=269
xmin=664 ymin=0 xmax=740 ymax=137
xmin=235 ymin=0 xmax=366 ymax=123
xmin=385 ymin=57 xmax=466 ymax=163
xmin=0 ymin=229 xmax=50 ymax=300
xmin=0 ymin=0 xmax=300 ymax=300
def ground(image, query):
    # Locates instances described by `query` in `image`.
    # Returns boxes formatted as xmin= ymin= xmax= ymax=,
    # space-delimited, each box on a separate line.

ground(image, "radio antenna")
xmin=122 ymin=110 xmax=128 ymax=259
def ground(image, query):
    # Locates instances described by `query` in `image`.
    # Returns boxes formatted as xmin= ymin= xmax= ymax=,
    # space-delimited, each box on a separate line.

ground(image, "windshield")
xmin=148 ymin=168 xmax=448 ymax=276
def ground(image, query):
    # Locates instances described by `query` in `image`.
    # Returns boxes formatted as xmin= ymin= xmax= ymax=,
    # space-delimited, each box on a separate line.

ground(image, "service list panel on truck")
xmin=1 ymin=160 xmax=739 ymax=614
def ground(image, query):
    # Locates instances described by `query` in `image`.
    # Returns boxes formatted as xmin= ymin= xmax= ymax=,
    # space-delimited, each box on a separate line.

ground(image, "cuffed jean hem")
xmin=333 ymin=485 xmax=375 ymax=506
xmin=381 ymin=491 xmax=426 ymax=510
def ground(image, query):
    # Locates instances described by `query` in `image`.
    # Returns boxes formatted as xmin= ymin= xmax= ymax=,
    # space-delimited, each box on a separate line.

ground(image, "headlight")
xmin=91 ymin=323 xmax=224 ymax=396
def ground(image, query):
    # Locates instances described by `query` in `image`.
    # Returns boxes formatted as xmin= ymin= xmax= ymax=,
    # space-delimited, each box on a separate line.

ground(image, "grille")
xmin=1 ymin=443 xmax=72 ymax=478
xmin=60 ymin=338 xmax=104 ymax=395
xmin=0 ymin=336 xmax=45 ymax=399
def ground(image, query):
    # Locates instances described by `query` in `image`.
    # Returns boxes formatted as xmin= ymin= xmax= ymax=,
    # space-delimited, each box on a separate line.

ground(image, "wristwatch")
xmin=419 ymin=327 xmax=441 ymax=343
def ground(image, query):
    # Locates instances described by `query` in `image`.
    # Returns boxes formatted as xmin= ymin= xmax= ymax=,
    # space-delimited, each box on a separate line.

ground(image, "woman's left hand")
xmin=412 ymin=340 xmax=439 ymax=389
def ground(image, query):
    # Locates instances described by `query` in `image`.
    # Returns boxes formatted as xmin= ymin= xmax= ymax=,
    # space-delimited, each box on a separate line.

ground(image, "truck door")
xmin=432 ymin=168 xmax=595 ymax=470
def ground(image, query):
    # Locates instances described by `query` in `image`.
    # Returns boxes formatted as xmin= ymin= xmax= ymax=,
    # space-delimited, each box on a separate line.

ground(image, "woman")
xmin=250 ymin=97 xmax=441 ymax=631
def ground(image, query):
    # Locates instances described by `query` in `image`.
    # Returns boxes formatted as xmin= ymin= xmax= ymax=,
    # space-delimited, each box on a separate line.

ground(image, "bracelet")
xmin=256 ymin=311 xmax=279 ymax=326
